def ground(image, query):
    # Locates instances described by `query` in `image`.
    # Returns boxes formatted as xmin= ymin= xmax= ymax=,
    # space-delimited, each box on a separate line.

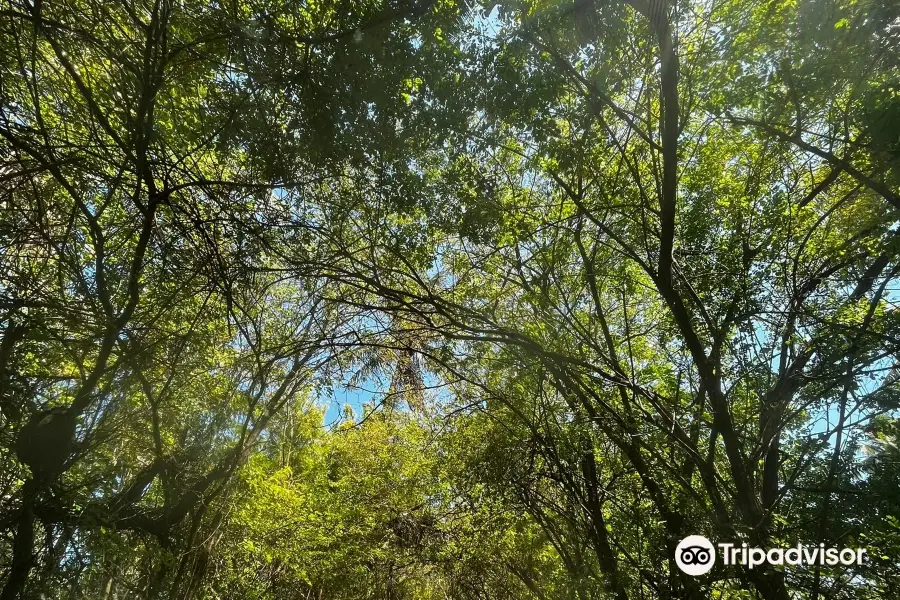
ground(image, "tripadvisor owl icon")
xmin=675 ymin=535 xmax=716 ymax=576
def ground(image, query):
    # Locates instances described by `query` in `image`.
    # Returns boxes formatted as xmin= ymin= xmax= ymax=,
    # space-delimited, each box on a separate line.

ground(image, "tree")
xmin=2 ymin=0 xmax=898 ymax=598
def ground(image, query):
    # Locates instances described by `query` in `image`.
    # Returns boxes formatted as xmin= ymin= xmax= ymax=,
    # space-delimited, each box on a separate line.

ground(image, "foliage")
xmin=1 ymin=0 xmax=898 ymax=598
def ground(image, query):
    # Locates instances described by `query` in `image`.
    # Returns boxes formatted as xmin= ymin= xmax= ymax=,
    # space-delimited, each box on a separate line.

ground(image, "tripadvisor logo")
xmin=675 ymin=535 xmax=868 ymax=576
xmin=675 ymin=535 xmax=716 ymax=575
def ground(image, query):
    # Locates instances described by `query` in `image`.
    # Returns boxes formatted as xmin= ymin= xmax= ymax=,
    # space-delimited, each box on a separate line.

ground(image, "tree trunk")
xmin=1 ymin=480 xmax=36 ymax=600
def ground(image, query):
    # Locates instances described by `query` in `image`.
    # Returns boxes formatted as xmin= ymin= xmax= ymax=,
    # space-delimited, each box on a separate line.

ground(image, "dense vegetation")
xmin=1 ymin=0 xmax=899 ymax=598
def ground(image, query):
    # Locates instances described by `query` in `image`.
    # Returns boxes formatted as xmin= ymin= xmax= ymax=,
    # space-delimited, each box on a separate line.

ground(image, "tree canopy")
xmin=1 ymin=0 xmax=899 ymax=598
